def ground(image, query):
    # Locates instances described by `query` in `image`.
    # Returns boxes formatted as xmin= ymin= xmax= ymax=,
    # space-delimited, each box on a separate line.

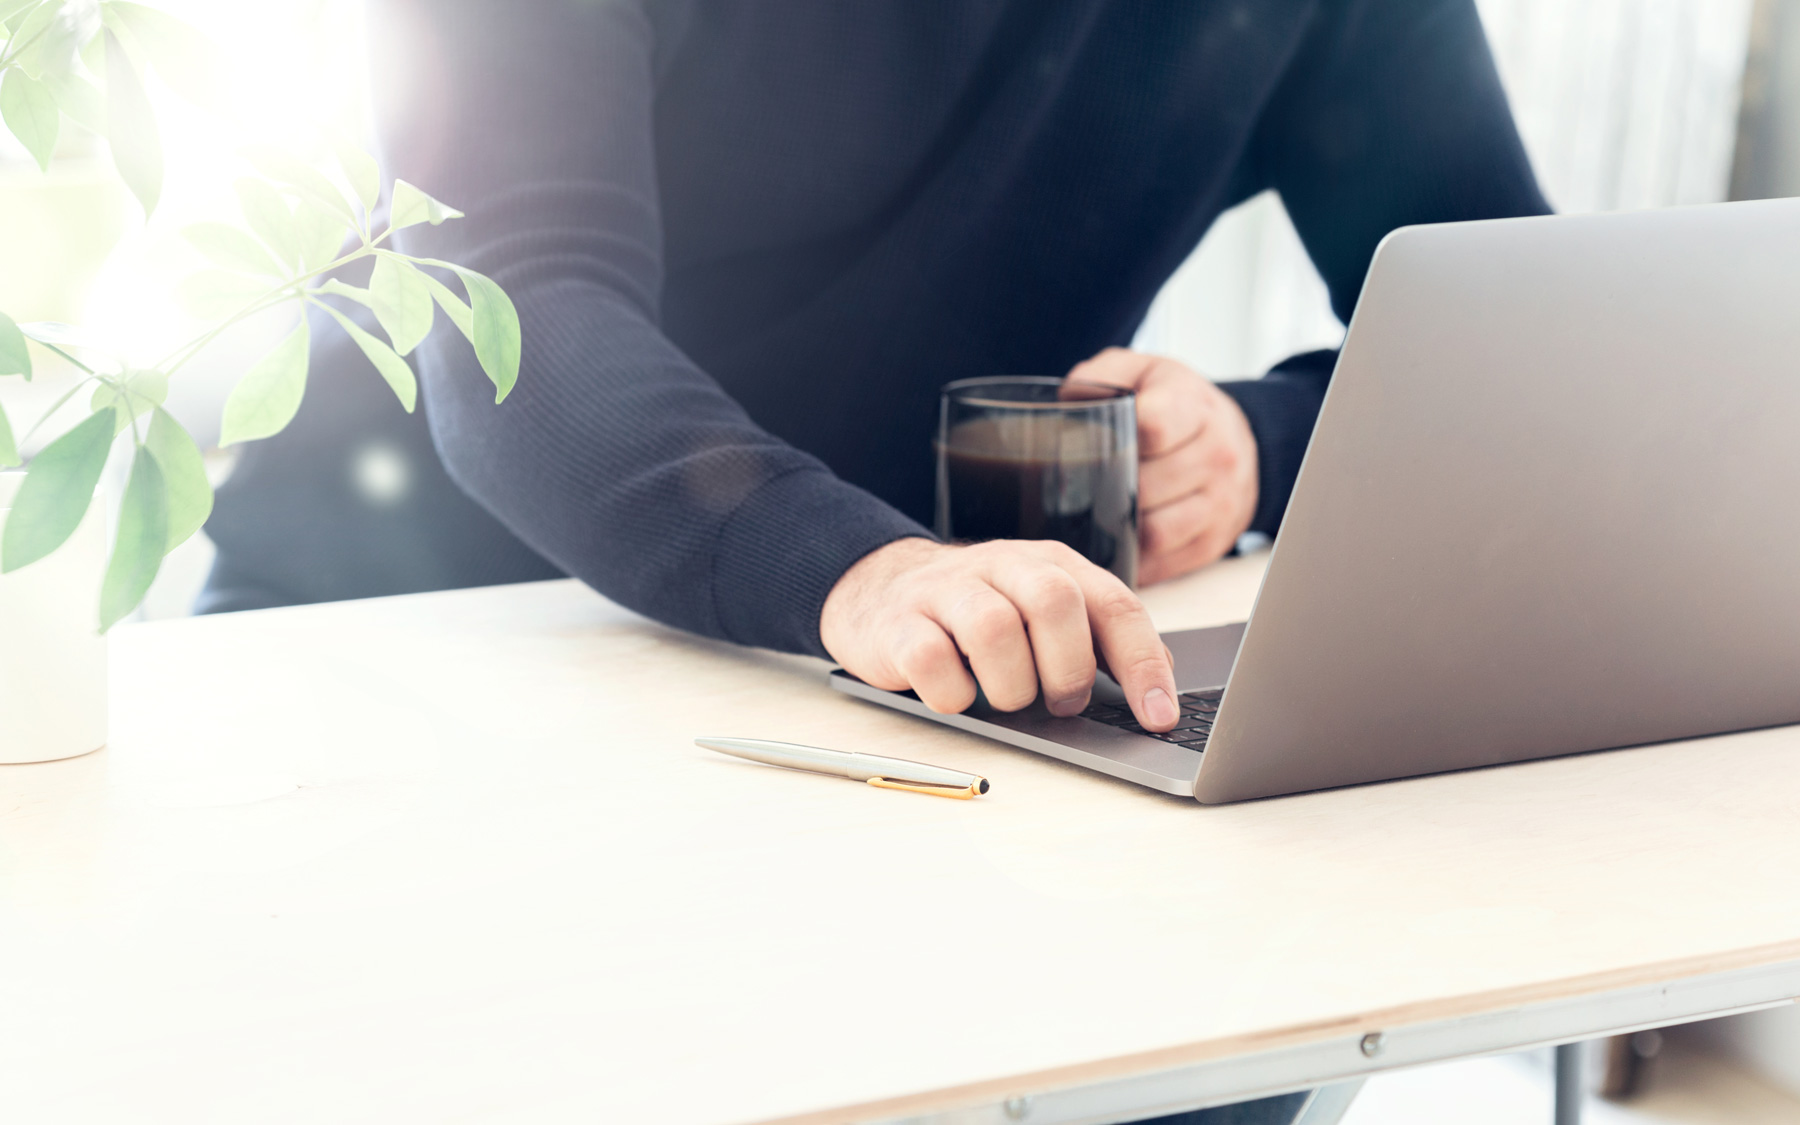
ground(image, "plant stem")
xmin=16 ymin=374 xmax=97 ymax=450
xmin=152 ymin=245 xmax=376 ymax=374
xmin=33 ymin=340 xmax=97 ymax=376
xmin=149 ymin=216 xmax=427 ymax=378
xmin=155 ymin=287 xmax=301 ymax=373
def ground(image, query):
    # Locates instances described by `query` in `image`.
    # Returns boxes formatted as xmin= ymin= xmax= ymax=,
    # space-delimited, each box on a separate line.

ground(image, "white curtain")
xmin=1134 ymin=0 xmax=1757 ymax=378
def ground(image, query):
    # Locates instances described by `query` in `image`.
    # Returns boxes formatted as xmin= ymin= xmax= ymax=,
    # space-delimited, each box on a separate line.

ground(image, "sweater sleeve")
xmin=1219 ymin=0 xmax=1552 ymax=536
xmin=367 ymin=0 xmax=929 ymax=657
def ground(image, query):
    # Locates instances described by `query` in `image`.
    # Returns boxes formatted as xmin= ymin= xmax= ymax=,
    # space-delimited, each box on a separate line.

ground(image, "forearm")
xmin=416 ymin=276 xmax=928 ymax=655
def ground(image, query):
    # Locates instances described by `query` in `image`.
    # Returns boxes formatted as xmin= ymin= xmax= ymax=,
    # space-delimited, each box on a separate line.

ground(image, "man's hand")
xmin=821 ymin=538 xmax=1181 ymax=730
xmin=1067 ymin=348 xmax=1258 ymax=584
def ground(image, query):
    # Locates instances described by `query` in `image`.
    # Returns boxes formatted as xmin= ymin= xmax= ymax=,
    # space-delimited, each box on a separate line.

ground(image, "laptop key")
xmin=1083 ymin=697 xmax=1222 ymax=743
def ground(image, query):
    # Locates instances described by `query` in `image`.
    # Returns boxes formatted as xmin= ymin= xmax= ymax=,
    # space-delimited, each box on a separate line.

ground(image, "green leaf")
xmin=183 ymin=221 xmax=284 ymax=278
xmin=0 ymin=401 xmax=18 ymax=468
xmin=89 ymin=378 xmax=128 ymax=415
xmin=44 ymin=70 xmax=103 ymax=136
xmin=315 ymin=301 xmax=416 ymax=412
xmin=129 ymin=368 xmax=165 ymax=405
xmin=15 ymin=320 xmax=116 ymax=369
xmin=316 ymin=278 xmax=373 ymax=309
xmin=103 ymin=27 xmax=161 ymax=218
xmin=334 ymin=137 xmax=379 ymax=215
xmin=77 ymin=10 xmax=104 ymax=69
xmin=0 ymin=0 xmax=42 ymax=26
xmin=98 ymin=443 xmax=166 ymax=632
xmin=1 ymin=69 xmax=59 ymax=170
xmin=411 ymin=260 xmax=518 ymax=402
xmin=234 ymin=177 xmax=298 ymax=267
xmin=144 ymin=406 xmax=208 ymax=549
xmin=17 ymin=320 xmax=100 ymax=349
xmin=453 ymin=266 xmax=519 ymax=403
xmin=414 ymin=269 xmax=474 ymax=342
xmin=12 ymin=0 xmax=85 ymax=81
xmin=91 ymin=0 xmax=144 ymax=68
xmin=100 ymin=2 xmax=221 ymax=108
xmin=219 ymin=320 xmax=308 ymax=446
xmin=0 ymin=408 xmax=113 ymax=573
xmin=88 ymin=389 xmax=128 ymax=434
xmin=7 ymin=0 xmax=59 ymax=36
xmin=292 ymin=195 xmax=350 ymax=272
xmin=176 ymin=269 xmax=267 ymax=320
xmin=90 ymin=369 xmax=166 ymax=433
xmin=369 ymin=254 xmax=434 ymax=356
xmin=0 ymin=310 xmax=30 ymax=379
xmin=389 ymin=179 xmax=463 ymax=232
xmin=242 ymin=145 xmax=355 ymax=225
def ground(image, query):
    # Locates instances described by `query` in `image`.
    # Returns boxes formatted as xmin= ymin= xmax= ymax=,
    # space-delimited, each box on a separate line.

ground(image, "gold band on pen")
xmin=867 ymin=776 xmax=987 ymax=800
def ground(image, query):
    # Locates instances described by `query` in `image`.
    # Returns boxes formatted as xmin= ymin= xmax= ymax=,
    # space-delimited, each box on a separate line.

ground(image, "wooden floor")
xmin=1343 ymin=1030 xmax=1800 ymax=1125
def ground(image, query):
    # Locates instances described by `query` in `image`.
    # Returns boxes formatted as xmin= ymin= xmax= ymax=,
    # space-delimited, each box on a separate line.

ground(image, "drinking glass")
xmin=935 ymin=376 xmax=1138 ymax=586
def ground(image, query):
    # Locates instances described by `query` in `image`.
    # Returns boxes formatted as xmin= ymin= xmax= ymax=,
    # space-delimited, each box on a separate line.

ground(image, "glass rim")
xmin=941 ymin=375 xmax=1134 ymax=411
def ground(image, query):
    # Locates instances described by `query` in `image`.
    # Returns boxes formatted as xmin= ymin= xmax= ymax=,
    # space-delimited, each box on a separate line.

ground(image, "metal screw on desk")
xmin=1360 ymin=1032 xmax=1385 ymax=1058
xmin=1003 ymin=1095 xmax=1033 ymax=1120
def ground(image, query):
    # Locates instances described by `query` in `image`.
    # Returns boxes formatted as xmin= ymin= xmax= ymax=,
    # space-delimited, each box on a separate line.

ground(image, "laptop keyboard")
xmin=1079 ymin=689 xmax=1222 ymax=752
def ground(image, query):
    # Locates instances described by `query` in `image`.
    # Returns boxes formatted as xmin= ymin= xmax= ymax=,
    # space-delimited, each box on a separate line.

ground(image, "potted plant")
xmin=0 ymin=0 xmax=520 ymax=762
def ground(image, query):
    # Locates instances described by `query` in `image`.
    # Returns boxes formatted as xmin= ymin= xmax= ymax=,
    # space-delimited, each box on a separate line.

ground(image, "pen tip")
xmin=978 ymin=778 xmax=990 ymax=795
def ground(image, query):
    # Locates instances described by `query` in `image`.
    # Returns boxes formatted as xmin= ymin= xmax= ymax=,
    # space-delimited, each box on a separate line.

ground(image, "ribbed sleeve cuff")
xmin=710 ymin=469 xmax=935 ymax=657
xmin=1218 ymin=354 xmax=1334 ymax=537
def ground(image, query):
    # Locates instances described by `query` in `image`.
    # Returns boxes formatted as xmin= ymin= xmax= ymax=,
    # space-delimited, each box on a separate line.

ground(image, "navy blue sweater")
xmin=209 ymin=0 xmax=1548 ymax=651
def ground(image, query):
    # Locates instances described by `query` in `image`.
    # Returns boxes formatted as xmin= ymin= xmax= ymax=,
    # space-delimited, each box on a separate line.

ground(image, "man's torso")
xmin=648 ymin=0 xmax=1322 ymax=522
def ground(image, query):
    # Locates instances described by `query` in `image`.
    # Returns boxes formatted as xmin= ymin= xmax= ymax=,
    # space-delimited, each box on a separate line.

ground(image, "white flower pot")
xmin=0 ymin=471 xmax=108 ymax=764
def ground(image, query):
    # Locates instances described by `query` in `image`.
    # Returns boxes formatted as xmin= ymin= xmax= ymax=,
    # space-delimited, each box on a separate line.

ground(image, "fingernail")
xmin=1048 ymin=693 xmax=1090 ymax=718
xmin=1143 ymin=687 xmax=1178 ymax=728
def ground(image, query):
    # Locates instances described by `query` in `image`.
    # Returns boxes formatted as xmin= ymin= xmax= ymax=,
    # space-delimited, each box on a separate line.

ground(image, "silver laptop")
xmin=833 ymin=198 xmax=1800 ymax=803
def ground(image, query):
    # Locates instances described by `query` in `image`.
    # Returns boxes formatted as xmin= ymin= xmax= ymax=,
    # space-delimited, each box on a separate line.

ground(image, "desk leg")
xmin=1293 ymin=1080 xmax=1364 ymax=1125
xmin=1554 ymin=1043 xmax=1583 ymax=1125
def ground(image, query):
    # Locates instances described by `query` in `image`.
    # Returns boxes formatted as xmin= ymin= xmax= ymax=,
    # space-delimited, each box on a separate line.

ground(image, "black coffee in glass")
xmin=935 ymin=377 xmax=1138 ymax=586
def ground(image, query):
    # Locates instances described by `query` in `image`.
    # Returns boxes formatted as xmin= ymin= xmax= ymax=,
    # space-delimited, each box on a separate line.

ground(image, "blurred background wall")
xmin=1135 ymin=0 xmax=1758 ymax=375
xmin=1734 ymin=0 xmax=1800 ymax=200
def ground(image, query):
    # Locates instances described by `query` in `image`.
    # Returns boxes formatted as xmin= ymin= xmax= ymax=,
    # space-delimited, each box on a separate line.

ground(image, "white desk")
xmin=2 ymin=552 xmax=1797 ymax=1124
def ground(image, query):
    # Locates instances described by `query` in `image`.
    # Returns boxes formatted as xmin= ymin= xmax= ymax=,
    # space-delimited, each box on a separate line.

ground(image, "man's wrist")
xmin=1216 ymin=376 xmax=1325 ymax=537
xmin=821 ymin=537 xmax=941 ymax=660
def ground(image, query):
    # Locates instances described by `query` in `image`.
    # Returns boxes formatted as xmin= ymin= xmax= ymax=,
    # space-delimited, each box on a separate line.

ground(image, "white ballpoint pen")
xmin=695 ymin=737 xmax=990 ymax=799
